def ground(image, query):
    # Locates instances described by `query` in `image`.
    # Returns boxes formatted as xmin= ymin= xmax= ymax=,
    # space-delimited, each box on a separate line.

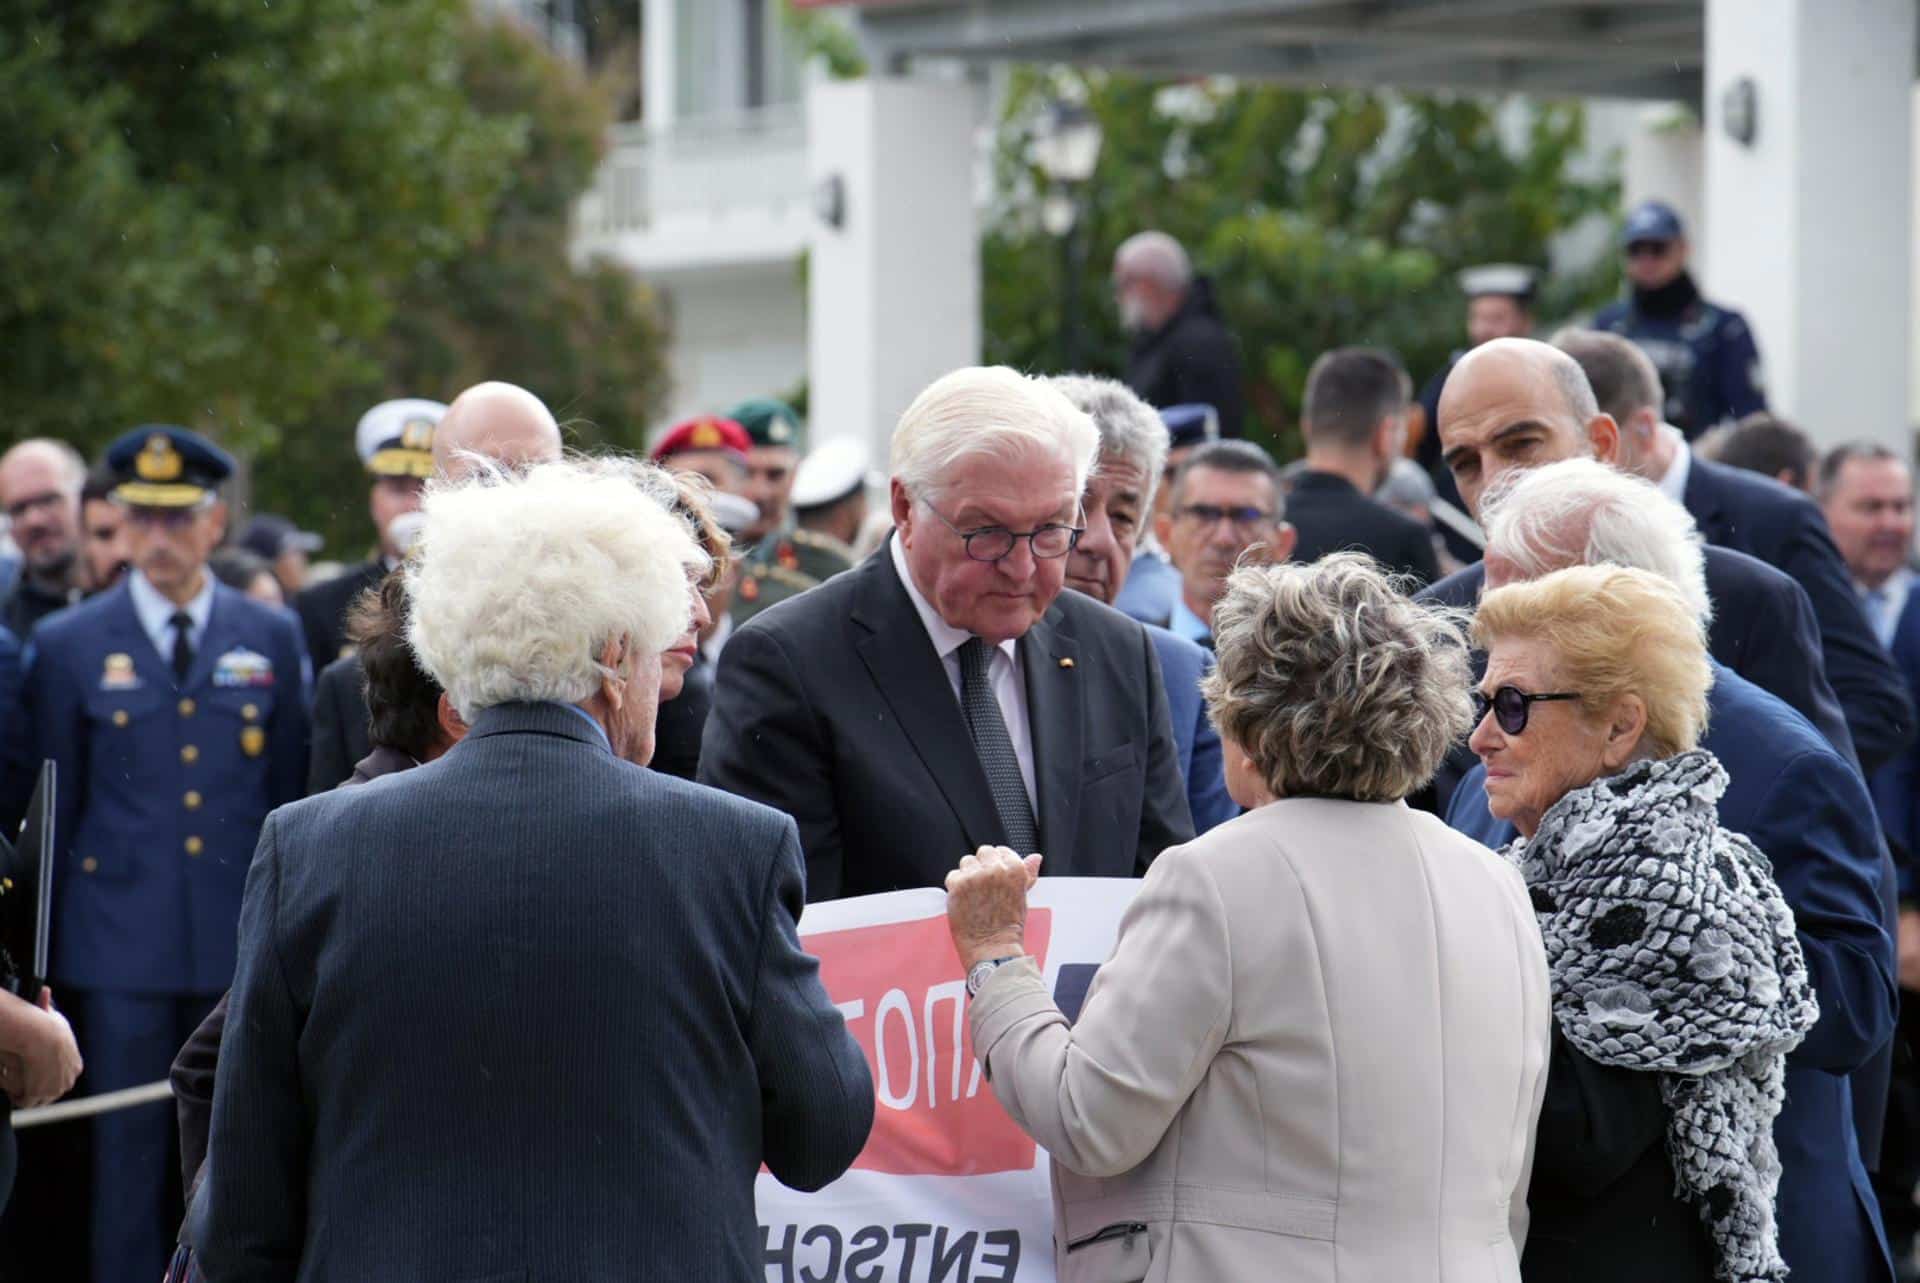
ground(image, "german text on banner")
xmin=755 ymin=877 xmax=1142 ymax=1283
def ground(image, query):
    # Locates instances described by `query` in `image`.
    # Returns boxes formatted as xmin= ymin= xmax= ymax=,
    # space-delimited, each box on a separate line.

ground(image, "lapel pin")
xmin=1059 ymin=657 xmax=1075 ymax=669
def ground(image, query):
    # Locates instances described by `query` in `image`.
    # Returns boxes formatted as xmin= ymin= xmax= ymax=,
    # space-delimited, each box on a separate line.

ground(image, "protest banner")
xmin=756 ymin=877 xmax=1141 ymax=1283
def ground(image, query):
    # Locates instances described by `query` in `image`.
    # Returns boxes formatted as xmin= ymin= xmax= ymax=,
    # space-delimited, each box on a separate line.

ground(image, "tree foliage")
xmin=984 ymin=69 xmax=1620 ymax=458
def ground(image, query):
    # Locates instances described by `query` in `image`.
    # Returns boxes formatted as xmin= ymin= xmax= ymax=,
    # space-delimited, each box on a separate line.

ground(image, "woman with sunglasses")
xmin=1471 ymin=564 xmax=1817 ymax=1283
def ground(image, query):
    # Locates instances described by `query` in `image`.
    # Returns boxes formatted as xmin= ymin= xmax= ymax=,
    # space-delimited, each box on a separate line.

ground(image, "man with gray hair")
xmin=1555 ymin=328 xmax=1911 ymax=776
xmin=0 ymin=438 xmax=88 ymax=636
xmin=702 ymin=365 xmax=1194 ymax=899
xmin=1114 ymin=230 xmax=1244 ymax=437
xmin=197 ymin=458 xmax=872 ymax=1279
xmin=1445 ymin=457 xmax=1897 ymax=1283
xmin=1050 ymin=374 xmax=1237 ymax=833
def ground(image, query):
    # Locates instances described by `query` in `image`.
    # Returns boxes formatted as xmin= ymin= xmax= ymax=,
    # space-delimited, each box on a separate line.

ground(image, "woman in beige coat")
xmin=946 ymin=554 xmax=1553 ymax=1282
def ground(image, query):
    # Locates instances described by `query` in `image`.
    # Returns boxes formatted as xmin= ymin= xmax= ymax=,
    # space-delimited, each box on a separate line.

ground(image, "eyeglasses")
xmin=1178 ymin=503 xmax=1274 ymax=532
xmin=1625 ymin=240 xmax=1673 ymax=260
xmin=922 ymin=501 xmax=1082 ymax=563
xmin=4 ymin=492 xmax=69 ymax=523
xmin=1472 ymin=685 xmax=1582 ymax=735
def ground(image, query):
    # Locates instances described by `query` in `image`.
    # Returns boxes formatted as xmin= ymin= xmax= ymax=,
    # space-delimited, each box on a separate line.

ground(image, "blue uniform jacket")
xmin=1594 ymin=294 xmax=1765 ymax=436
xmin=23 ymin=580 xmax=310 ymax=994
xmin=1683 ymin=454 xmax=1915 ymax=776
xmin=1870 ymin=590 xmax=1920 ymax=892
xmin=1145 ymin=623 xmax=1236 ymax=834
xmin=1447 ymin=662 xmax=1896 ymax=1282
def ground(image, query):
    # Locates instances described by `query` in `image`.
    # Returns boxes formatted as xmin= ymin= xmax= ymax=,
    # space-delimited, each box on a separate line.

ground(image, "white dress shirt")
xmin=1655 ymin=424 xmax=1692 ymax=505
xmin=890 ymin=535 xmax=1038 ymax=810
xmin=1859 ymin=566 xmax=1913 ymax=651
xmin=128 ymin=568 xmax=215 ymax=665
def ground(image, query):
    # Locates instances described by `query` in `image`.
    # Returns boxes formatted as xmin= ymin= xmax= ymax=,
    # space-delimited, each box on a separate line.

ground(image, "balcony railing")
xmin=576 ymin=103 xmax=810 ymax=240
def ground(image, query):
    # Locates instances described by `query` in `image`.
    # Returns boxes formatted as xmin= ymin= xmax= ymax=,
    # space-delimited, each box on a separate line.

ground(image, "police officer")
xmin=1594 ymin=200 xmax=1767 ymax=439
xmin=292 ymin=396 xmax=444 ymax=667
xmin=22 ymin=427 xmax=309 ymax=1282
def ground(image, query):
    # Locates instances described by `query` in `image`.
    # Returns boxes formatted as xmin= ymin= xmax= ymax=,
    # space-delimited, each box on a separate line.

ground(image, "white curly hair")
xmin=405 ymin=457 xmax=710 ymax=720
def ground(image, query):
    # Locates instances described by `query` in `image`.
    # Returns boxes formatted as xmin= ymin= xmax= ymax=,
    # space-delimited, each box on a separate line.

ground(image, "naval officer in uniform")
xmin=21 ymin=426 xmax=309 ymax=1282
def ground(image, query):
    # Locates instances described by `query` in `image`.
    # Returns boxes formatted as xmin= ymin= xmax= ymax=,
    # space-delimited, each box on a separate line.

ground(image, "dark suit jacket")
xmin=651 ymin=652 xmax=713 ymax=782
xmin=1285 ymin=470 xmax=1440 ymax=585
xmin=194 ymin=702 xmax=872 ymax=1281
xmin=1448 ymin=664 xmax=1897 ymax=1283
xmin=291 ymin=559 xmax=382 ymax=674
xmin=1868 ymin=587 xmax=1920 ymax=894
xmin=305 ymin=653 xmax=370 ymax=794
xmin=699 ymin=546 xmax=1195 ymax=900
xmin=1683 ymin=454 xmax=1915 ymax=773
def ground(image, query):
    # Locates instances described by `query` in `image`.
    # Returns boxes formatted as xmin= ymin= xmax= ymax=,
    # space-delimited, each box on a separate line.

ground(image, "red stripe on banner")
xmin=806 ymin=910 xmax=1054 ymax=1176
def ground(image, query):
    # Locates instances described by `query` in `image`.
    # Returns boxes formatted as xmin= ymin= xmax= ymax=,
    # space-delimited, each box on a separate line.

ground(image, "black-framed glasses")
xmin=923 ymin=501 xmax=1082 ymax=563
xmin=1472 ymin=685 xmax=1582 ymax=735
xmin=1177 ymin=502 xmax=1274 ymax=532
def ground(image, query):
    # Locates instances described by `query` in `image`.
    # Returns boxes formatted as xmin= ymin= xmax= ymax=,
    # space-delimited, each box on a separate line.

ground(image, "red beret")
xmin=650 ymin=415 xmax=751 ymax=463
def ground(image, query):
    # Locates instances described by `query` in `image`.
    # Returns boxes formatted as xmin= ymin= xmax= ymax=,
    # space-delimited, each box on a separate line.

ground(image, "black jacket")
xmin=306 ymin=653 xmax=370 ymax=795
xmin=1285 ymin=470 xmax=1440 ymax=585
xmin=291 ymin=559 xmax=383 ymax=673
xmin=699 ymin=544 xmax=1195 ymax=900
xmin=651 ymin=653 xmax=713 ymax=781
xmin=1125 ymin=278 xmax=1245 ymax=437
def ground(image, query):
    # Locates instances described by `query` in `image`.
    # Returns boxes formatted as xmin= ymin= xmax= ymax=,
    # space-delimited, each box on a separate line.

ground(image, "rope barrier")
xmin=14 ymin=1080 xmax=172 ymax=1128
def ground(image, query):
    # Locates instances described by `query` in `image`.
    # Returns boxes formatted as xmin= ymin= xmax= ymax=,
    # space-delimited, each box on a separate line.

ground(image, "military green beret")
xmin=725 ymin=397 xmax=803 ymax=450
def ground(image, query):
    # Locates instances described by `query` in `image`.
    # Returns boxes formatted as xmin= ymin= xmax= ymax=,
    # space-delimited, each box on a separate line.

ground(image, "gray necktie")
xmin=958 ymin=637 xmax=1038 ymax=854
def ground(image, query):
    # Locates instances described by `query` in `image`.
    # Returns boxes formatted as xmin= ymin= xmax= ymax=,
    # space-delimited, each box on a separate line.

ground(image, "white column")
xmin=806 ymin=77 xmax=981 ymax=465
xmin=643 ymin=0 xmax=675 ymax=134
xmin=1704 ymin=0 xmax=1914 ymax=456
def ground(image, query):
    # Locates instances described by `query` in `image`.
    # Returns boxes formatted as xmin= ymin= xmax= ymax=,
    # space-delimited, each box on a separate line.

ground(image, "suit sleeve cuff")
xmin=968 ymin=956 xmax=1062 ymax=1062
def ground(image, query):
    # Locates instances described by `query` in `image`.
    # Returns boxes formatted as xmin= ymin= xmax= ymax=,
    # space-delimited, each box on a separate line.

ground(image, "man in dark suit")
xmin=1556 ymin=329 xmax=1913 ymax=774
xmin=1439 ymin=456 xmax=1897 ymax=1283
xmin=196 ymin=456 xmax=870 ymax=1280
xmin=305 ymin=652 xmax=371 ymax=793
xmin=292 ymin=398 xmax=445 ymax=671
xmin=701 ymin=366 xmax=1195 ymax=900
xmin=1287 ymin=347 xmax=1440 ymax=585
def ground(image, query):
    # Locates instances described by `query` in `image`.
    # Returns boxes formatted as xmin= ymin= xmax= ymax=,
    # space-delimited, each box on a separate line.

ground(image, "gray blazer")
xmin=973 ymin=798 xmax=1552 ymax=1283
xmin=194 ymin=701 xmax=873 ymax=1282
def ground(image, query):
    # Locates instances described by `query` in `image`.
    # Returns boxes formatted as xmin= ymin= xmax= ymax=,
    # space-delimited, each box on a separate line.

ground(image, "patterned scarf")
xmin=1506 ymin=749 xmax=1819 ymax=1283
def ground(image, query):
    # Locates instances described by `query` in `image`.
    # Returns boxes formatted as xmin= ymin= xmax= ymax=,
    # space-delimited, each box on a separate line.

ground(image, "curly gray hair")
xmin=1202 ymin=553 xmax=1474 ymax=803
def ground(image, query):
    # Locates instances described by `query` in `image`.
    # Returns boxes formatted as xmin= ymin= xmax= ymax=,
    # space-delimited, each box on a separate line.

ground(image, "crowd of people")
xmin=0 ymin=197 xmax=1911 ymax=1283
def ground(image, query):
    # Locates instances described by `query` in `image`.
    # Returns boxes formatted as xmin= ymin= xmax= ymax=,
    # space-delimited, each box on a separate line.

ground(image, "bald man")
xmin=0 ymin=439 xmax=87 ymax=636
xmin=1418 ymin=337 xmax=1854 ymax=770
xmin=304 ymin=382 xmax=562 ymax=794
xmin=1114 ymin=231 xmax=1244 ymax=438
xmin=432 ymin=381 xmax=565 ymax=482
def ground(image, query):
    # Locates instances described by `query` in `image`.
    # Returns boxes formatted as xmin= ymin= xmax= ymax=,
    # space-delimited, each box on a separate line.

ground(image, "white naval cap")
xmin=355 ymin=398 xmax=449 ymax=477
xmin=791 ymin=437 xmax=878 ymax=510
xmin=1456 ymin=263 xmax=1538 ymax=302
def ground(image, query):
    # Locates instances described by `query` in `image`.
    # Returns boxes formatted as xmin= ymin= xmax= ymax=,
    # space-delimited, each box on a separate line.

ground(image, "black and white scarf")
xmin=1505 ymin=749 xmax=1819 ymax=1283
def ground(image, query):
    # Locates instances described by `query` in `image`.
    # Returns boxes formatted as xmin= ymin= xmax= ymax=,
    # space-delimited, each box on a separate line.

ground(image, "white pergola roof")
xmin=854 ymin=0 xmax=1711 ymax=102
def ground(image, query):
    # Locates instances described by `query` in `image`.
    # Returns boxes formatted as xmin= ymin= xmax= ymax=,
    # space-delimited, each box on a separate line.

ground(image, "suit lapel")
xmin=1021 ymin=608 xmax=1082 ymax=870
xmin=1682 ymin=456 xmax=1729 ymax=543
xmin=101 ymin=585 xmax=170 ymax=688
xmin=849 ymin=552 xmax=1005 ymax=851
xmin=184 ymin=585 xmax=238 ymax=694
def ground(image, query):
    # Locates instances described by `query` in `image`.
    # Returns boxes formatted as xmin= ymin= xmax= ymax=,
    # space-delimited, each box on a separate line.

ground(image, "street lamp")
xmin=1031 ymin=101 xmax=1104 ymax=370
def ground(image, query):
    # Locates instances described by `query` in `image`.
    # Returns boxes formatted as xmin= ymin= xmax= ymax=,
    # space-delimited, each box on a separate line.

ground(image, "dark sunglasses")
xmin=1472 ymin=685 xmax=1581 ymax=735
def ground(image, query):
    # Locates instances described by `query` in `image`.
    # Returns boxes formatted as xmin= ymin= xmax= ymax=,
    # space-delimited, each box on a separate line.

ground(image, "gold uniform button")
xmin=112 ymin=710 xmax=129 ymax=728
xmin=184 ymin=837 xmax=204 ymax=857
xmin=242 ymin=703 xmax=260 ymax=722
xmin=180 ymin=744 xmax=199 ymax=764
xmin=177 ymin=698 xmax=196 ymax=717
xmin=184 ymin=790 xmax=203 ymax=811
xmin=81 ymin=857 xmax=98 ymax=874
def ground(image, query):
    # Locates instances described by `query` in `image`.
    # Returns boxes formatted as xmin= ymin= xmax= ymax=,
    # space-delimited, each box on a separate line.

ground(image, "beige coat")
xmin=972 ymin=798 xmax=1552 ymax=1283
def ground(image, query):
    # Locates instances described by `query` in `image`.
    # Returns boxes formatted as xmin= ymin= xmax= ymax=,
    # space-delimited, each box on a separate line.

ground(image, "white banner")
xmin=755 ymin=877 xmax=1141 ymax=1283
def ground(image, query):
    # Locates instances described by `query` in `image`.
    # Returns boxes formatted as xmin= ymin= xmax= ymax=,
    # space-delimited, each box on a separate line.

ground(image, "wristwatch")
xmin=966 ymin=955 xmax=1023 ymax=999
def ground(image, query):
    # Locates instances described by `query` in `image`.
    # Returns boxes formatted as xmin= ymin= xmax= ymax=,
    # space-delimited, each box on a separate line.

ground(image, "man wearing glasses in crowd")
xmin=1152 ymin=440 xmax=1297 ymax=649
xmin=701 ymin=365 xmax=1194 ymax=901
xmin=1594 ymin=199 xmax=1768 ymax=439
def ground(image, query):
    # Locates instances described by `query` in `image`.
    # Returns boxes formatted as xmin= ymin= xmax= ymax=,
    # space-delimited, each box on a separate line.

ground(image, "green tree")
xmin=984 ymin=69 xmax=1619 ymax=459
xmin=1 ymin=0 xmax=515 ymax=452
xmin=257 ymin=16 xmax=672 ymax=552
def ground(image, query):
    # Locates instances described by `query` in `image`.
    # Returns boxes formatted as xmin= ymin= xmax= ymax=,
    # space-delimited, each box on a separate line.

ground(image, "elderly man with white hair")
xmin=1444 ymin=457 xmax=1897 ymax=1283
xmin=701 ymin=365 xmax=1195 ymax=900
xmin=195 ymin=458 xmax=873 ymax=1282
xmin=1113 ymin=230 xmax=1245 ymax=438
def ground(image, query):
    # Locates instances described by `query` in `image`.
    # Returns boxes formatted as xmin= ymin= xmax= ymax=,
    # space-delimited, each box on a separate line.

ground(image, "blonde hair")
xmin=1474 ymin=564 xmax=1711 ymax=758
xmin=1202 ymin=553 xmax=1474 ymax=803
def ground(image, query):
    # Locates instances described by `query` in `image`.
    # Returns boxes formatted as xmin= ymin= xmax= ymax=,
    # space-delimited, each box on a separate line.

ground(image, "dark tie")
xmin=170 ymin=611 xmax=194 ymax=683
xmin=957 ymin=637 xmax=1038 ymax=854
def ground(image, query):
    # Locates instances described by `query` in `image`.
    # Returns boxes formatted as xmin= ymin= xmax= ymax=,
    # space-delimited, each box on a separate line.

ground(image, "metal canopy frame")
xmin=855 ymin=0 xmax=1707 ymax=103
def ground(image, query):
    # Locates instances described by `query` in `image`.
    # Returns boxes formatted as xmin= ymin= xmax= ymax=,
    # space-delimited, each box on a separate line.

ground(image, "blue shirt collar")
xmin=127 ymin=569 xmax=216 ymax=661
xmin=1169 ymin=595 xmax=1212 ymax=646
xmin=557 ymin=701 xmax=613 ymax=754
